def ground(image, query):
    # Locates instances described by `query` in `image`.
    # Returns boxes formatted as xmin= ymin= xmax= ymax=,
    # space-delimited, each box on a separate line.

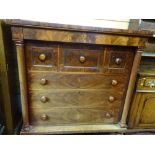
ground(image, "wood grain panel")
xmin=29 ymin=107 xmax=120 ymax=125
xmin=8 ymin=19 xmax=152 ymax=37
xmin=129 ymin=93 xmax=155 ymax=129
xmin=140 ymin=96 xmax=155 ymax=124
xmin=25 ymin=43 xmax=58 ymax=71
xmin=23 ymin=28 xmax=148 ymax=47
xmin=29 ymin=90 xmax=124 ymax=108
xmin=104 ymin=47 xmax=135 ymax=74
xmin=59 ymin=45 xmax=104 ymax=72
xmin=28 ymin=72 xmax=128 ymax=90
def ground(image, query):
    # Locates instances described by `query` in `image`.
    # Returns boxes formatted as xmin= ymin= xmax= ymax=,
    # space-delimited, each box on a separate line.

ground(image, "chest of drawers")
xmin=8 ymin=20 xmax=151 ymax=134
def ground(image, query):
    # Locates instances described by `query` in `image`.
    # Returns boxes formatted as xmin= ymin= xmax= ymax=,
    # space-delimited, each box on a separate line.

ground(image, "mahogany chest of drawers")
xmin=8 ymin=20 xmax=151 ymax=134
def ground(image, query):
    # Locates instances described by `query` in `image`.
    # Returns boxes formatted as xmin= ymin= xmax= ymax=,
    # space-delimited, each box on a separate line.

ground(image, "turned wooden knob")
xmin=40 ymin=78 xmax=47 ymax=85
xmin=111 ymin=80 xmax=118 ymax=86
xmin=41 ymin=114 xmax=48 ymax=121
xmin=115 ymin=58 xmax=122 ymax=65
xmin=40 ymin=96 xmax=48 ymax=103
xmin=105 ymin=112 xmax=111 ymax=118
xmin=108 ymin=96 xmax=115 ymax=102
xmin=39 ymin=53 xmax=46 ymax=61
xmin=79 ymin=56 xmax=86 ymax=63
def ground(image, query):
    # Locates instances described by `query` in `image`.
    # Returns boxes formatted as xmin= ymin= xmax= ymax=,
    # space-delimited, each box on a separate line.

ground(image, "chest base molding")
xmin=20 ymin=124 xmax=126 ymax=134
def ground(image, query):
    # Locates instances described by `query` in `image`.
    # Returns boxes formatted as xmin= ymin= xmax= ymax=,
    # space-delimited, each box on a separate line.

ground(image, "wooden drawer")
xmin=59 ymin=44 xmax=105 ymax=72
xmin=137 ymin=77 xmax=155 ymax=91
xmin=28 ymin=72 xmax=128 ymax=90
xmin=104 ymin=47 xmax=135 ymax=74
xmin=26 ymin=43 xmax=58 ymax=71
xmin=25 ymin=42 xmax=134 ymax=74
xmin=29 ymin=90 xmax=124 ymax=108
xmin=29 ymin=107 xmax=120 ymax=125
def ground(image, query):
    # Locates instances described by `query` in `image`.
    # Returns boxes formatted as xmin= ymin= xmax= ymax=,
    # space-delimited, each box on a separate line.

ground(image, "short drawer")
xmin=104 ymin=47 xmax=135 ymax=74
xmin=29 ymin=107 xmax=120 ymax=125
xmin=29 ymin=90 xmax=124 ymax=108
xmin=59 ymin=44 xmax=105 ymax=72
xmin=137 ymin=77 xmax=155 ymax=91
xmin=28 ymin=72 xmax=128 ymax=90
xmin=25 ymin=43 xmax=58 ymax=71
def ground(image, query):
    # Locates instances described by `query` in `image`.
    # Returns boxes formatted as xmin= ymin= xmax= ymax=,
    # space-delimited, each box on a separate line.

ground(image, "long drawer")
xmin=29 ymin=107 xmax=120 ymax=125
xmin=28 ymin=89 xmax=124 ymax=108
xmin=28 ymin=72 xmax=128 ymax=90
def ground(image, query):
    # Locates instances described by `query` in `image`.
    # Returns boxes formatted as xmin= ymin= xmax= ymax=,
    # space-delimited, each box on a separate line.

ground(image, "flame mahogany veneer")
xmin=7 ymin=19 xmax=152 ymax=134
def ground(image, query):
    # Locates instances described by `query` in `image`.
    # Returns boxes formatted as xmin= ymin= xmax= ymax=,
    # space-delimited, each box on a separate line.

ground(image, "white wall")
xmin=22 ymin=19 xmax=130 ymax=29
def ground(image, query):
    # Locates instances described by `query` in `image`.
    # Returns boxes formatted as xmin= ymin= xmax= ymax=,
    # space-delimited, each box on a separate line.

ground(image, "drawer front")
xmin=59 ymin=45 xmax=104 ymax=72
xmin=29 ymin=107 xmax=120 ymax=125
xmin=138 ymin=77 xmax=155 ymax=91
xmin=25 ymin=42 xmax=134 ymax=74
xmin=26 ymin=43 xmax=58 ymax=71
xmin=28 ymin=72 xmax=128 ymax=90
xmin=29 ymin=90 xmax=124 ymax=108
xmin=104 ymin=47 xmax=135 ymax=74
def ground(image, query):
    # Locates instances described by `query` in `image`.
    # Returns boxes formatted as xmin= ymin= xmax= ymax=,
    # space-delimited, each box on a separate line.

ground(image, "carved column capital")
xmin=137 ymin=46 xmax=145 ymax=52
xmin=11 ymin=26 xmax=23 ymax=43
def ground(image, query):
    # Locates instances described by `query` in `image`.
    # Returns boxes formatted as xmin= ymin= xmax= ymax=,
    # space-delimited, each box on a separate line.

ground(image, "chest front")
xmin=9 ymin=20 xmax=151 ymax=134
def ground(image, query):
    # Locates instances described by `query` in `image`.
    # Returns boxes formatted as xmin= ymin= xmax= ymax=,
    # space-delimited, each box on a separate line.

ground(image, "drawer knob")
xmin=39 ymin=53 xmax=46 ymax=61
xmin=115 ymin=58 xmax=122 ymax=65
xmin=140 ymin=78 xmax=146 ymax=86
xmin=40 ymin=96 xmax=48 ymax=103
xmin=40 ymin=78 xmax=47 ymax=85
xmin=111 ymin=80 xmax=118 ymax=86
xmin=41 ymin=114 xmax=48 ymax=121
xmin=79 ymin=56 xmax=86 ymax=63
xmin=105 ymin=112 xmax=111 ymax=118
xmin=108 ymin=96 xmax=115 ymax=102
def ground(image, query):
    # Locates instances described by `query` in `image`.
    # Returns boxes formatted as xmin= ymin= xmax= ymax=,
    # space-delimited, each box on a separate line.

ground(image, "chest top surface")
xmin=6 ymin=19 xmax=152 ymax=48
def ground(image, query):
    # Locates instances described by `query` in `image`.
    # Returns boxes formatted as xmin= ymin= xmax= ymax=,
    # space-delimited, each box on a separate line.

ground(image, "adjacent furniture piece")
xmin=128 ymin=20 xmax=155 ymax=130
xmin=0 ymin=84 xmax=5 ymax=134
xmin=7 ymin=19 xmax=152 ymax=134
xmin=0 ymin=20 xmax=22 ymax=134
xmin=128 ymin=54 xmax=155 ymax=129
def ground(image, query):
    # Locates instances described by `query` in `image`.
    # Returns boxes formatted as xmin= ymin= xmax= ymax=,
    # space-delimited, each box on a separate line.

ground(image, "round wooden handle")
xmin=39 ymin=53 xmax=46 ymax=61
xmin=79 ymin=56 xmax=86 ymax=63
xmin=40 ymin=78 xmax=47 ymax=85
xmin=111 ymin=80 xmax=118 ymax=86
xmin=41 ymin=114 xmax=48 ymax=121
xmin=115 ymin=58 xmax=122 ymax=65
xmin=40 ymin=96 xmax=48 ymax=103
xmin=108 ymin=96 xmax=115 ymax=102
